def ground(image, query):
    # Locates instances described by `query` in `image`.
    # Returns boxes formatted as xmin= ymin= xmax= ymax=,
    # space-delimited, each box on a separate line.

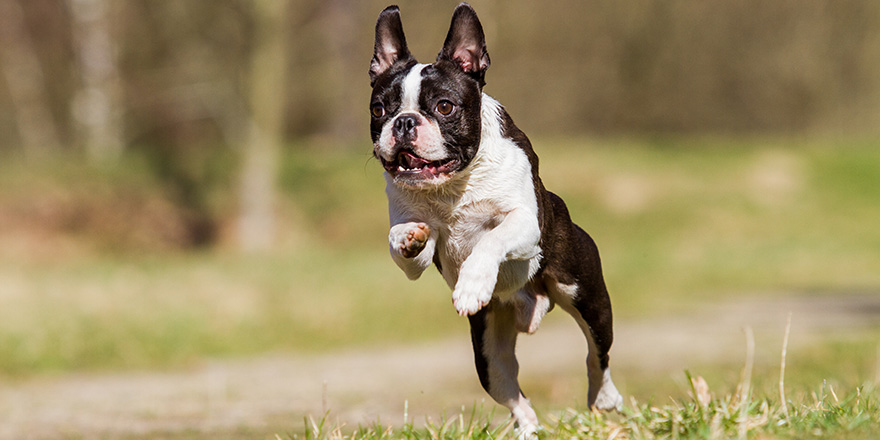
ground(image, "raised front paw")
xmin=451 ymin=264 xmax=496 ymax=316
xmin=389 ymin=223 xmax=430 ymax=259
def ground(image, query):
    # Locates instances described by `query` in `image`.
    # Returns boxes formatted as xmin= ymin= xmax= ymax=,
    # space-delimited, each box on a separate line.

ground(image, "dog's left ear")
xmin=437 ymin=2 xmax=490 ymax=87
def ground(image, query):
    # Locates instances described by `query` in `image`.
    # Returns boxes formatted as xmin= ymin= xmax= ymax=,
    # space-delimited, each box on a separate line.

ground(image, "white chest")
xmin=432 ymin=140 xmax=541 ymax=295
xmin=385 ymin=94 xmax=543 ymax=298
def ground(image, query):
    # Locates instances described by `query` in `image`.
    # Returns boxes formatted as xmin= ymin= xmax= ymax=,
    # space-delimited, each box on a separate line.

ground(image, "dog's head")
xmin=369 ymin=3 xmax=490 ymax=189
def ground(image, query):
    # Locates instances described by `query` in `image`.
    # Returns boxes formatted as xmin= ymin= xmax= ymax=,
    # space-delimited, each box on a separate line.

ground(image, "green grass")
xmin=1 ymin=136 xmax=879 ymax=438
xmin=0 ymin=136 xmax=878 ymax=379
xmin=297 ymin=384 xmax=880 ymax=439
xmin=538 ymin=137 xmax=880 ymax=316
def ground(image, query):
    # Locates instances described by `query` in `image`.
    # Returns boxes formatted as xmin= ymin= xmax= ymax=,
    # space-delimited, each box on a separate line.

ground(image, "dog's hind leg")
xmin=545 ymin=226 xmax=623 ymax=411
xmin=551 ymin=278 xmax=622 ymax=411
xmin=468 ymin=301 xmax=538 ymax=436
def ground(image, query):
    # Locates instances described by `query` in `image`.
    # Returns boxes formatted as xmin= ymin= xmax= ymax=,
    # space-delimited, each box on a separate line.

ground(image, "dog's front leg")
xmin=389 ymin=221 xmax=436 ymax=280
xmin=386 ymin=186 xmax=437 ymax=280
xmin=453 ymin=208 xmax=541 ymax=316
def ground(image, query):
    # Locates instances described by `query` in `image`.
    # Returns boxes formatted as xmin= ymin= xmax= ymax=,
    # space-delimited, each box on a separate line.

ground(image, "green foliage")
xmin=294 ymin=385 xmax=880 ymax=440
xmin=1 ymin=136 xmax=878 ymax=378
xmin=300 ymin=405 xmax=515 ymax=440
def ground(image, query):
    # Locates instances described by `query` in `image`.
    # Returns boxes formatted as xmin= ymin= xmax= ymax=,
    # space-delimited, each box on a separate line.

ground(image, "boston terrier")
xmin=368 ymin=3 xmax=623 ymax=433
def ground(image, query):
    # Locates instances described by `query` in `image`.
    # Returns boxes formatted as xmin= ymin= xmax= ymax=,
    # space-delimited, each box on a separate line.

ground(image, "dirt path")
xmin=1 ymin=294 xmax=878 ymax=439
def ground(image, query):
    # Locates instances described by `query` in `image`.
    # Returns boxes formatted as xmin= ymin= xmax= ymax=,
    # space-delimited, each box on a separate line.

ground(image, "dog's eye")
xmin=371 ymin=103 xmax=385 ymax=118
xmin=435 ymin=100 xmax=455 ymax=116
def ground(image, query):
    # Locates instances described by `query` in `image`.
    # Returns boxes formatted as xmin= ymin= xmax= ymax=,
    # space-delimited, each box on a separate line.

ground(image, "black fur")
xmin=369 ymin=3 xmax=620 ymax=426
xmin=370 ymin=6 xmax=412 ymax=86
xmin=437 ymin=3 xmax=490 ymax=87
xmin=467 ymin=309 xmax=490 ymax=392
xmin=487 ymin=98 xmax=615 ymax=391
xmin=370 ymin=16 xmax=484 ymax=175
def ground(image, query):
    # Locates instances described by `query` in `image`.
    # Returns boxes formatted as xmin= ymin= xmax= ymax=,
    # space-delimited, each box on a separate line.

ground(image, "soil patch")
xmin=1 ymin=294 xmax=878 ymax=439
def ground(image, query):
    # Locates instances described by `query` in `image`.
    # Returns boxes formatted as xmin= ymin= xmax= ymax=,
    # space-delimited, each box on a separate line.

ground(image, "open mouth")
xmin=380 ymin=150 xmax=460 ymax=183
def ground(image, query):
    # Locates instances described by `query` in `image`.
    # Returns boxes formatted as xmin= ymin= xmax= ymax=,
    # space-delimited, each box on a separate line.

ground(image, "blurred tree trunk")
xmin=324 ymin=0 xmax=358 ymax=142
xmin=68 ymin=0 xmax=124 ymax=161
xmin=237 ymin=0 xmax=291 ymax=251
xmin=0 ymin=0 xmax=62 ymax=157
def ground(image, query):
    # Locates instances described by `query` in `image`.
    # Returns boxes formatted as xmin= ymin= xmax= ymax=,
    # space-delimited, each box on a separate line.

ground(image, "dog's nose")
xmin=393 ymin=114 xmax=420 ymax=140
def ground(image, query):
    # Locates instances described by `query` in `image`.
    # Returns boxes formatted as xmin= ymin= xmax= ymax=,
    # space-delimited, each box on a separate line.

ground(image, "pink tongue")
xmin=402 ymin=152 xmax=428 ymax=169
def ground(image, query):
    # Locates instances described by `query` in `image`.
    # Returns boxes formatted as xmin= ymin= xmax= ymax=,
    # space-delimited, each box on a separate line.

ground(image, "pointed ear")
xmin=370 ymin=5 xmax=413 ymax=85
xmin=437 ymin=3 xmax=490 ymax=86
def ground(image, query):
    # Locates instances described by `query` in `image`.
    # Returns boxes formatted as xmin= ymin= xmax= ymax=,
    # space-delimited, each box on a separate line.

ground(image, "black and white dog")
xmin=369 ymin=3 xmax=622 ymax=433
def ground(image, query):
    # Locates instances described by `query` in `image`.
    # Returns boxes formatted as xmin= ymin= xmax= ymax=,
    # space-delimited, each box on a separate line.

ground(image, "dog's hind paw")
xmin=592 ymin=374 xmax=623 ymax=412
xmin=594 ymin=389 xmax=623 ymax=412
xmin=513 ymin=423 xmax=539 ymax=440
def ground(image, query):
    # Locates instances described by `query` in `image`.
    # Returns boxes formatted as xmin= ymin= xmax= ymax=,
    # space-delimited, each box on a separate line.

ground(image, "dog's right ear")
xmin=370 ymin=5 xmax=412 ymax=86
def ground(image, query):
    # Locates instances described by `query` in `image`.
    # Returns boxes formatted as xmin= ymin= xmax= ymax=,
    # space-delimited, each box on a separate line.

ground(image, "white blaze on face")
xmin=376 ymin=64 xmax=448 ymax=163
xmin=400 ymin=63 xmax=426 ymax=113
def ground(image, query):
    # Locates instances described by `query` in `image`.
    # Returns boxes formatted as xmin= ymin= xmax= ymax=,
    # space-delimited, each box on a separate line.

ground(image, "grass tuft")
xmin=298 ymin=405 xmax=513 ymax=440
xmin=292 ymin=383 xmax=879 ymax=440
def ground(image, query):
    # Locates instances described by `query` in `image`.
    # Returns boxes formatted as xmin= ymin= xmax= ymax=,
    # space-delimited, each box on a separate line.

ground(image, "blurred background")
xmin=1 ymin=0 xmax=879 ymax=438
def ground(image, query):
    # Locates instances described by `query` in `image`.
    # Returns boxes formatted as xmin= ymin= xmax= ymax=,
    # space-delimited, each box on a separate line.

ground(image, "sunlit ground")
xmin=0 ymin=136 xmax=878 ymax=438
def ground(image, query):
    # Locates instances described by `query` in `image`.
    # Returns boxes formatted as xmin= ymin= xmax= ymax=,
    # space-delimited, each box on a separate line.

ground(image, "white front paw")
xmin=389 ymin=223 xmax=430 ymax=259
xmin=452 ymin=263 xmax=496 ymax=316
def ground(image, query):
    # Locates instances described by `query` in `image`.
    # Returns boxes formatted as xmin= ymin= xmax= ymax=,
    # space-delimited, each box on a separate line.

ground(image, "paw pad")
xmin=400 ymin=223 xmax=430 ymax=258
